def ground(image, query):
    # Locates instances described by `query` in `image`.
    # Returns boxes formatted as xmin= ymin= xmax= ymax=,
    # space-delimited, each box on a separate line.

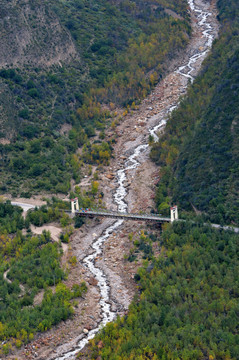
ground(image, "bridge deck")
xmin=74 ymin=210 xmax=171 ymax=222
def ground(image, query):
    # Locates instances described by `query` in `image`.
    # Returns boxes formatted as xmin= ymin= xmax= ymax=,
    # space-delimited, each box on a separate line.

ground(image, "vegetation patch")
xmin=0 ymin=201 xmax=87 ymax=355
xmin=90 ymin=222 xmax=239 ymax=360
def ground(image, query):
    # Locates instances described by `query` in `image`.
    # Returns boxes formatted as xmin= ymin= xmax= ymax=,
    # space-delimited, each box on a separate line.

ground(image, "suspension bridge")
xmin=70 ymin=198 xmax=178 ymax=223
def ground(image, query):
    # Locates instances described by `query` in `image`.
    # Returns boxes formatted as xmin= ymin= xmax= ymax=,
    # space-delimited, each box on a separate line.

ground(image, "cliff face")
xmin=0 ymin=0 xmax=77 ymax=68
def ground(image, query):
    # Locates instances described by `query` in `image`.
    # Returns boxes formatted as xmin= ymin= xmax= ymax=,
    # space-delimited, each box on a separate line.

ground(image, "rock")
xmin=111 ymin=303 xmax=118 ymax=312
xmin=85 ymin=324 xmax=92 ymax=330
xmin=88 ymin=277 xmax=98 ymax=286
xmin=83 ymin=328 xmax=89 ymax=334
xmin=106 ymin=173 xmax=114 ymax=180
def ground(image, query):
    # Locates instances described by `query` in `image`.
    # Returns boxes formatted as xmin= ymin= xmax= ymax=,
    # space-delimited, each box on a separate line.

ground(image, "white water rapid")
xmin=55 ymin=1 xmax=217 ymax=358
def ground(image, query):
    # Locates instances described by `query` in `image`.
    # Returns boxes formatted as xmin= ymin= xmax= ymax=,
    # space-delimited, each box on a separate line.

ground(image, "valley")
xmin=10 ymin=0 xmax=220 ymax=359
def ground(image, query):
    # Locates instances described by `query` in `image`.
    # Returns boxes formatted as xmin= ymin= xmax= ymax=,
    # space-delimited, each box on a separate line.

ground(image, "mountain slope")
xmin=0 ymin=0 xmax=191 ymax=196
xmin=0 ymin=0 xmax=77 ymax=68
xmin=150 ymin=0 xmax=239 ymax=225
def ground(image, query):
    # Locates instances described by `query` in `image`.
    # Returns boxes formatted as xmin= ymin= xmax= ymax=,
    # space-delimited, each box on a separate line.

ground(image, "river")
xmin=52 ymin=0 xmax=218 ymax=358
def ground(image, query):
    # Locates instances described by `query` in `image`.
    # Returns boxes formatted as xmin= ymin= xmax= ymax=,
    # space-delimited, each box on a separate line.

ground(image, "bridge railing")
xmin=76 ymin=208 xmax=164 ymax=218
xmin=74 ymin=208 xmax=171 ymax=222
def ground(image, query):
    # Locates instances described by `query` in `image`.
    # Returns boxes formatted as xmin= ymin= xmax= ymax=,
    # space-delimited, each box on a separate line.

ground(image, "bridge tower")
xmin=71 ymin=197 xmax=79 ymax=213
xmin=170 ymin=206 xmax=178 ymax=222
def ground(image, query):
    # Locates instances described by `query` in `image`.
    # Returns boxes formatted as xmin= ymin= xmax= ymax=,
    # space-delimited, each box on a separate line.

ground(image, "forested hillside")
xmin=0 ymin=0 xmax=190 ymax=196
xmin=150 ymin=0 xmax=239 ymax=225
xmin=90 ymin=222 xmax=239 ymax=359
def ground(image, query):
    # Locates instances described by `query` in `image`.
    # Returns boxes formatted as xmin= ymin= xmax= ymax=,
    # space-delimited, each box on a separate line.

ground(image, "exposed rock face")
xmin=0 ymin=0 xmax=78 ymax=68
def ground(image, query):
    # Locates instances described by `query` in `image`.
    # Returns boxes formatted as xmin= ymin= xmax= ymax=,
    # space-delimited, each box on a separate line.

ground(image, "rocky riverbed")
xmin=12 ymin=1 xmax=219 ymax=359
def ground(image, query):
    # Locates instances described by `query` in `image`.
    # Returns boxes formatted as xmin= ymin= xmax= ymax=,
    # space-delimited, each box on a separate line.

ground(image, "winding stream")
xmin=55 ymin=1 xmax=217 ymax=358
